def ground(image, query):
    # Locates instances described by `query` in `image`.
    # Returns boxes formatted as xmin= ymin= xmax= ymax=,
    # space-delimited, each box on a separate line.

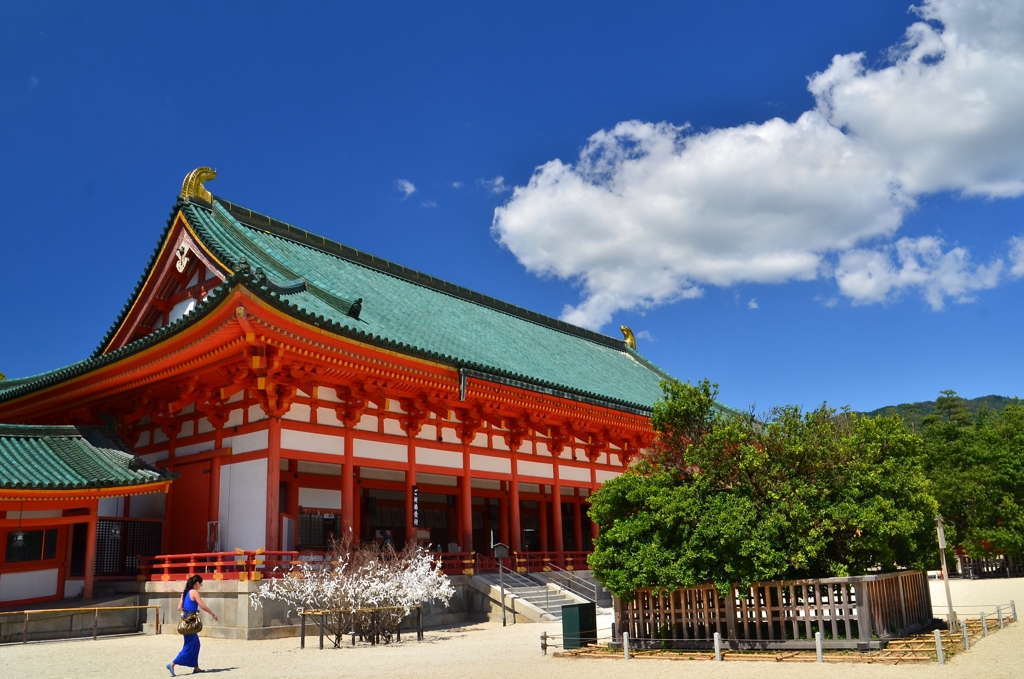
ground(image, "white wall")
xmin=129 ymin=492 xmax=166 ymax=519
xmin=218 ymin=459 xmax=268 ymax=551
xmin=0 ymin=568 xmax=58 ymax=602
xmin=298 ymin=487 xmax=342 ymax=510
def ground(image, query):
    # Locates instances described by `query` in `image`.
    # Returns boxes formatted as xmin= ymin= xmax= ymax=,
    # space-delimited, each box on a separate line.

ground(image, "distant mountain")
xmin=861 ymin=394 xmax=1020 ymax=429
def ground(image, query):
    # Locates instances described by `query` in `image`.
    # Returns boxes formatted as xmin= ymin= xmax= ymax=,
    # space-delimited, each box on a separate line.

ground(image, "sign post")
xmin=494 ymin=542 xmax=510 ymax=627
xmin=936 ymin=515 xmax=958 ymax=633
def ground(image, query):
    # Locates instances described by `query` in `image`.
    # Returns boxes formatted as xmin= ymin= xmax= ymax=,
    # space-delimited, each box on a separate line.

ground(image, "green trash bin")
xmin=561 ymin=602 xmax=597 ymax=649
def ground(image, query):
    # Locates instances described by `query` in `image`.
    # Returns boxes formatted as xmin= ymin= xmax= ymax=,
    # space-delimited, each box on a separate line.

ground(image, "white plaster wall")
xmin=518 ymin=460 xmax=554 ymax=479
xmin=281 ymin=429 xmax=343 ymax=456
xmin=595 ymin=470 xmax=621 ymax=483
xmin=353 ymin=438 xmax=406 ymax=463
xmin=142 ymin=450 xmax=169 ymax=464
xmin=225 ymin=408 xmax=244 ymax=428
xmin=177 ymin=420 xmax=195 ymax=438
xmin=470 ymin=454 xmax=511 ymax=474
xmin=416 ymin=447 xmax=461 ymax=469
xmin=298 ymin=488 xmax=342 ymax=510
xmin=227 ymin=430 xmax=269 ymax=455
xmin=354 ymin=414 xmax=377 ymax=432
xmin=283 ymin=403 xmax=311 ymax=422
xmin=297 ymin=461 xmax=341 ymax=476
xmin=219 ymin=459 xmax=268 ymax=551
xmin=130 ymin=492 xmax=166 ymax=519
xmin=317 ymin=408 xmax=344 ymax=427
xmin=248 ymin=404 xmax=268 ymax=423
xmin=177 ymin=440 xmax=215 ymax=457
xmin=0 ymin=568 xmax=58 ymax=602
xmin=137 ymin=431 xmax=151 ymax=446
xmin=558 ymin=465 xmax=592 ymax=483
xmin=98 ymin=497 xmax=124 ymax=517
xmin=64 ymin=579 xmax=85 ymax=599
xmin=382 ymin=418 xmax=405 ymax=436
xmin=5 ymin=510 xmax=62 ymax=520
xmin=318 ymin=387 xmax=341 ymax=403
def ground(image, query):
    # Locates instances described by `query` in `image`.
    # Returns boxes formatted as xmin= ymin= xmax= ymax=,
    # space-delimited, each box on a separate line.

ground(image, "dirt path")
xmin=3 ymin=578 xmax=1022 ymax=679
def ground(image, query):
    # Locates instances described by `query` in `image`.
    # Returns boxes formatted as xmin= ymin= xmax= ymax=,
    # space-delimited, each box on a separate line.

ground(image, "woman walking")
xmin=167 ymin=575 xmax=218 ymax=676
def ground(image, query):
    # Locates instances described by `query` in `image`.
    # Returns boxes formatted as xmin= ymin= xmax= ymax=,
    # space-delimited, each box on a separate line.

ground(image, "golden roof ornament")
xmin=180 ymin=167 xmax=217 ymax=203
xmin=620 ymin=325 xmax=636 ymax=350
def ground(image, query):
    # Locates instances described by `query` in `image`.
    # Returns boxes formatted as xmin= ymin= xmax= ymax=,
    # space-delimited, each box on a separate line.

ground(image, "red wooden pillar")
xmin=552 ymin=461 xmax=564 ymax=555
xmin=406 ymin=437 xmax=417 ymax=544
xmin=510 ymin=456 xmax=522 ymax=552
xmin=498 ymin=491 xmax=509 ymax=546
xmin=460 ymin=443 xmax=473 ymax=552
xmin=266 ymin=418 xmax=281 ymax=551
xmin=572 ymin=494 xmax=582 ymax=553
xmin=83 ymin=500 xmax=98 ymax=600
xmin=209 ymin=456 xmax=222 ymax=549
xmin=342 ymin=429 xmax=355 ymax=542
xmin=539 ymin=491 xmax=548 ymax=552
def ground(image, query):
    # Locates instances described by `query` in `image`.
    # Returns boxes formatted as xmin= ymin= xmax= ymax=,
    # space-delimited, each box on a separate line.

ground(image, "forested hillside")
xmin=863 ymin=394 xmax=1019 ymax=429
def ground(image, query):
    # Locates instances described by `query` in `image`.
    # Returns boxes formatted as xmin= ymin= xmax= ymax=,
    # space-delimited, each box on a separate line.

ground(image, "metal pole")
xmin=714 ymin=631 xmax=722 ymax=661
xmin=981 ymin=611 xmax=988 ymax=637
xmin=541 ymin=630 xmax=547 ymax=656
xmin=319 ymin=614 xmax=324 ymax=650
xmin=998 ymin=605 xmax=1004 ymax=629
xmin=934 ymin=629 xmax=944 ymax=665
xmin=623 ymin=631 xmax=630 ymax=660
xmin=1012 ymin=600 xmax=1018 ymax=622
xmin=500 ymin=560 xmax=507 ymax=627
xmin=300 ymin=611 xmax=306 ymax=648
xmin=961 ymin=622 xmax=970 ymax=650
xmin=815 ymin=631 xmax=823 ymax=662
xmin=93 ymin=609 xmax=98 ymax=641
xmin=352 ymin=610 xmax=357 ymax=646
xmin=935 ymin=516 xmax=958 ymax=633
xmin=23 ymin=612 xmax=28 ymax=644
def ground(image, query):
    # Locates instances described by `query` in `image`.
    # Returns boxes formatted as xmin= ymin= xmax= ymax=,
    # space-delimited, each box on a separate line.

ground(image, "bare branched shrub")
xmin=250 ymin=538 xmax=455 ymax=646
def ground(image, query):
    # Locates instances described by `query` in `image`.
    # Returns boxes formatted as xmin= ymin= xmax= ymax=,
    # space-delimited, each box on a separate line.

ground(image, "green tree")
xmin=588 ymin=380 xmax=937 ymax=596
xmin=921 ymin=390 xmax=1024 ymax=557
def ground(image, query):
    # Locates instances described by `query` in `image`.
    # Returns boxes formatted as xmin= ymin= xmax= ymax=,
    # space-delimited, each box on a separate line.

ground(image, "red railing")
xmin=138 ymin=549 xmax=300 ymax=582
xmin=139 ymin=549 xmax=592 ymax=580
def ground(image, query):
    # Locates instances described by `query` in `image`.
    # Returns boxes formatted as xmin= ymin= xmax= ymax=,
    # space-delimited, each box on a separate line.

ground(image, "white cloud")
xmin=814 ymin=294 xmax=839 ymax=308
xmin=1009 ymin=236 xmax=1024 ymax=277
xmin=396 ymin=179 xmax=416 ymax=199
xmin=491 ymin=0 xmax=1024 ymax=329
xmin=452 ymin=182 xmax=463 ymax=189
xmin=636 ymin=330 xmax=656 ymax=342
xmin=835 ymin=236 xmax=1002 ymax=309
xmin=421 ymin=200 xmax=438 ymax=208
xmin=481 ymin=176 xmax=510 ymax=194
xmin=747 ymin=298 xmax=759 ymax=310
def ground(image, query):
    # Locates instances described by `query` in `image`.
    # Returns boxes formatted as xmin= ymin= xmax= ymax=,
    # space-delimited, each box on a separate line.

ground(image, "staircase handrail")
xmin=546 ymin=563 xmax=598 ymax=603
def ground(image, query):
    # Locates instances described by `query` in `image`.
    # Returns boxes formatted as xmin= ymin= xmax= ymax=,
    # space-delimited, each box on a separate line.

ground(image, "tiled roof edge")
xmin=91 ymin=200 xmax=186 ymax=358
xmin=211 ymin=196 xmax=631 ymax=353
xmin=0 ymin=424 xmax=83 ymax=437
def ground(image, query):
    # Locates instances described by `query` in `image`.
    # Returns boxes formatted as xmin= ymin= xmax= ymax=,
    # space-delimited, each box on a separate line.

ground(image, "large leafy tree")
xmin=921 ymin=391 xmax=1024 ymax=558
xmin=588 ymin=379 xmax=937 ymax=596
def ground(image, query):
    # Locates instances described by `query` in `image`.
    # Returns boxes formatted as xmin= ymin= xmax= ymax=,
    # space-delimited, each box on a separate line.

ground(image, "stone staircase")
xmin=473 ymin=570 xmax=581 ymax=620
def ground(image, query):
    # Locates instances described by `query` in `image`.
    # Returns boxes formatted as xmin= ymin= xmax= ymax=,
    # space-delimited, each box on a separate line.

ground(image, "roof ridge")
xmin=211 ymin=196 xmax=630 ymax=352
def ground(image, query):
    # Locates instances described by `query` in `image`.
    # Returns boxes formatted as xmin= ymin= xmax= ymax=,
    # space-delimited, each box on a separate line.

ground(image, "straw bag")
xmin=177 ymin=612 xmax=203 ymax=635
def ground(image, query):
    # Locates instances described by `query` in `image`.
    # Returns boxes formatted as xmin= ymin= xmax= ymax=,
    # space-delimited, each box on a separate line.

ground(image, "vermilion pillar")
xmin=83 ymin=500 xmax=98 ymax=599
xmin=406 ymin=437 xmax=417 ymax=544
xmin=510 ymin=455 xmax=522 ymax=552
xmin=342 ymin=429 xmax=354 ymax=542
xmin=460 ymin=443 xmax=473 ymax=552
xmin=266 ymin=418 xmax=281 ymax=551
xmin=552 ymin=461 xmax=564 ymax=554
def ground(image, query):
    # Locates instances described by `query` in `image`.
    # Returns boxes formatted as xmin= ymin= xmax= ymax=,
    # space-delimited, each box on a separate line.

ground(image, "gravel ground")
xmin=3 ymin=578 xmax=1022 ymax=679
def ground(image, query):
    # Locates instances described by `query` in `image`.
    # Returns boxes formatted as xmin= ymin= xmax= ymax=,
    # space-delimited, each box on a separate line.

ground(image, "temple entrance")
xmin=167 ymin=459 xmax=212 ymax=554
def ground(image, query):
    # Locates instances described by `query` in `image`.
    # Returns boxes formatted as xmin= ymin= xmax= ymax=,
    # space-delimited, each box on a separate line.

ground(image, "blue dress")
xmin=173 ymin=593 xmax=201 ymax=668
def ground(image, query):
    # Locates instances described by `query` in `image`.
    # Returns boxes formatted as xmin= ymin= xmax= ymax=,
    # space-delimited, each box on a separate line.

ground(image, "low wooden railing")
xmin=616 ymin=570 xmax=933 ymax=651
xmin=0 ymin=605 xmax=161 ymax=643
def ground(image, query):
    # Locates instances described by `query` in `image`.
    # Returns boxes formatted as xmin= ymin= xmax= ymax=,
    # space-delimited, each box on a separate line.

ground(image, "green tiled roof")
xmin=182 ymin=198 xmax=672 ymax=411
xmin=0 ymin=425 xmax=172 ymax=490
xmin=1 ymin=195 xmax=676 ymax=414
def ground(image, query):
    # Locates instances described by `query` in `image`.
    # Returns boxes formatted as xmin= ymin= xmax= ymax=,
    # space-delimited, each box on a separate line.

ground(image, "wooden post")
xmin=23 ymin=612 xmax=28 ymax=643
xmin=417 ymin=605 xmax=423 ymax=641
xmin=93 ymin=608 xmax=98 ymax=640
xmin=342 ymin=429 xmax=355 ymax=542
xmin=406 ymin=437 xmax=417 ymax=544
xmin=857 ymin=581 xmax=873 ymax=646
xmin=460 ymin=443 xmax=473 ymax=552
xmin=83 ymin=501 xmax=99 ymax=600
xmin=300 ymin=611 xmax=306 ymax=648
xmin=551 ymin=463 xmax=564 ymax=556
xmin=319 ymin=614 xmax=324 ymax=650
xmin=266 ymin=418 xmax=282 ymax=551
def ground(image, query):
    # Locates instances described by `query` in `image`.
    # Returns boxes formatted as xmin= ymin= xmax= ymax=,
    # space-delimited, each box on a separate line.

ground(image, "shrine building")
xmin=0 ymin=168 xmax=670 ymax=607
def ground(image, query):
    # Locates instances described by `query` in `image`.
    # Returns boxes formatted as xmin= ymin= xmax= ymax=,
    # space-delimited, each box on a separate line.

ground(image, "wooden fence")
xmin=616 ymin=571 xmax=932 ymax=650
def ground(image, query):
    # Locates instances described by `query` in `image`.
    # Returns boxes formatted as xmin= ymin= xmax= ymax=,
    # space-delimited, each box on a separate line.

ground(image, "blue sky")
xmin=2 ymin=1 xmax=1023 ymax=413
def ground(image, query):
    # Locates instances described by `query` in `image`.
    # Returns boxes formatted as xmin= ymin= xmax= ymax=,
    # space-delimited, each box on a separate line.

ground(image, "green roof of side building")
xmin=0 ymin=424 xmax=171 ymax=490
xmin=0 ymin=195 xmax=675 ymax=413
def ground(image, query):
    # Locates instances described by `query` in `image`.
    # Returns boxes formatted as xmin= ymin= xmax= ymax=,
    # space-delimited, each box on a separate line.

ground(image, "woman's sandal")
xmin=166 ymin=664 xmax=176 ymax=677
